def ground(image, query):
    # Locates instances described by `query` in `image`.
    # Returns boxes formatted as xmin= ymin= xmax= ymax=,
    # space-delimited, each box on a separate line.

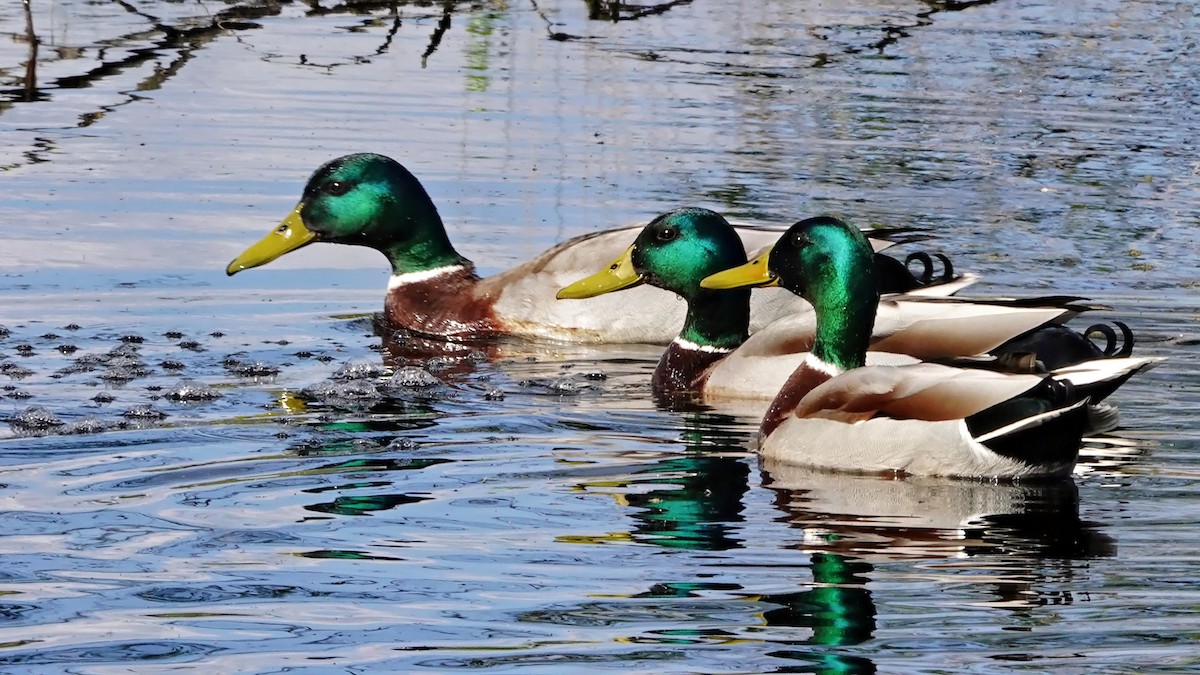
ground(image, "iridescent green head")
xmin=558 ymin=207 xmax=748 ymax=300
xmin=703 ymin=216 xmax=877 ymax=369
xmin=558 ymin=207 xmax=751 ymax=350
xmin=227 ymin=153 xmax=466 ymax=276
xmin=765 ymin=216 xmax=877 ymax=304
xmin=632 ymin=207 xmax=750 ymax=298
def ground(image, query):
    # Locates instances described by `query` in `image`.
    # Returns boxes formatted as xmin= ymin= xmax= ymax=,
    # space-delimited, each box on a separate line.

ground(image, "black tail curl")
xmin=1085 ymin=321 xmax=1134 ymax=358
xmin=991 ymin=320 xmax=1136 ymax=372
xmin=904 ymin=251 xmax=955 ymax=285
xmin=874 ymin=248 xmax=957 ymax=294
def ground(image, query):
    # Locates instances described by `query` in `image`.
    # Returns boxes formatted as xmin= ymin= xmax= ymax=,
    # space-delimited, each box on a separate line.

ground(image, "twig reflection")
xmin=21 ymin=0 xmax=39 ymax=102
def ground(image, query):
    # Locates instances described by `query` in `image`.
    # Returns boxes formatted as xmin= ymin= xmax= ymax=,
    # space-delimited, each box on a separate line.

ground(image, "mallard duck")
xmin=557 ymin=207 xmax=1088 ymax=404
xmin=701 ymin=216 xmax=1161 ymax=479
xmin=226 ymin=153 xmax=941 ymax=344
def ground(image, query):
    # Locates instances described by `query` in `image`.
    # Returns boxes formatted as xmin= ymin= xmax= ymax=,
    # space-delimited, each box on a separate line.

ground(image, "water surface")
xmin=0 ymin=0 xmax=1198 ymax=671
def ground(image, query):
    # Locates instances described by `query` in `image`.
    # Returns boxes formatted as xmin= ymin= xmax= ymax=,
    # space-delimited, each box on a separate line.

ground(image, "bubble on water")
xmin=119 ymin=334 xmax=145 ymax=344
xmin=5 ymin=390 xmax=32 ymax=400
xmin=163 ymin=331 xmax=184 ymax=340
xmin=101 ymin=357 xmax=152 ymax=381
xmin=484 ymin=387 xmax=505 ymax=401
xmin=62 ymin=323 xmax=81 ymax=331
xmin=160 ymin=359 xmax=186 ymax=370
xmin=74 ymin=354 xmax=106 ymax=367
xmin=332 ymin=361 xmax=385 ymax=381
xmin=8 ymin=406 xmax=64 ymax=431
xmin=0 ymin=325 xmax=11 ymax=338
xmin=57 ymin=344 xmax=78 ymax=354
xmin=15 ymin=344 xmax=34 ymax=355
xmin=63 ymin=417 xmax=116 ymax=435
xmin=425 ymin=357 xmax=457 ymax=373
xmin=519 ymin=377 xmax=593 ymax=395
xmin=40 ymin=333 xmax=60 ymax=341
xmin=55 ymin=363 xmax=86 ymax=376
xmin=387 ymin=437 xmax=419 ymax=451
xmin=107 ymin=344 xmax=141 ymax=359
xmin=226 ymin=360 xmax=281 ymax=378
xmin=122 ymin=404 xmax=168 ymax=420
xmin=92 ymin=392 xmax=116 ymax=404
xmin=167 ymin=380 xmax=222 ymax=402
xmin=178 ymin=340 xmax=204 ymax=352
xmin=106 ymin=355 xmax=146 ymax=369
xmin=389 ymin=366 xmax=441 ymax=389
xmin=303 ymin=380 xmax=382 ymax=408
xmin=1 ymin=362 xmax=34 ymax=379
xmin=351 ymin=438 xmax=381 ymax=453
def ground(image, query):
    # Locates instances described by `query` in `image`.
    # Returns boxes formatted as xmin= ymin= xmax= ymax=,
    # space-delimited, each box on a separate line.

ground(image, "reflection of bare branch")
xmin=585 ymin=0 xmax=693 ymax=23
xmin=421 ymin=2 xmax=454 ymax=68
xmin=21 ymin=0 xmax=38 ymax=102
xmin=529 ymin=0 xmax=585 ymax=42
xmin=296 ymin=3 xmax=405 ymax=67
xmin=868 ymin=0 xmax=1000 ymax=55
xmin=375 ymin=10 xmax=404 ymax=57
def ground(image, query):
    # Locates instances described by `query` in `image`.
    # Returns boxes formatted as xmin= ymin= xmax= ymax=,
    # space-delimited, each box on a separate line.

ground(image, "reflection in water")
xmin=540 ymin=417 xmax=1118 ymax=670
xmin=420 ymin=2 xmax=454 ymax=68
xmin=543 ymin=413 xmax=881 ymax=670
xmin=20 ymin=0 xmax=36 ymax=102
xmin=763 ymin=461 xmax=1112 ymax=560
xmin=765 ymin=460 xmax=1115 ymax=622
xmin=619 ymin=453 xmax=749 ymax=550
xmin=584 ymin=1 xmax=695 ymax=23
xmin=759 ymin=554 xmax=875 ymax=647
xmin=560 ymin=410 xmax=755 ymax=550
xmin=304 ymin=490 xmax=430 ymax=515
xmin=0 ymin=0 xmax=1192 ymax=670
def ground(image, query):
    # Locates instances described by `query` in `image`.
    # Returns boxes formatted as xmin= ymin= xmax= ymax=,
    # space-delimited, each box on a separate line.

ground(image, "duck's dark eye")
xmin=656 ymin=227 xmax=677 ymax=242
xmin=325 ymin=181 xmax=350 ymax=196
xmin=790 ymin=233 xmax=809 ymax=249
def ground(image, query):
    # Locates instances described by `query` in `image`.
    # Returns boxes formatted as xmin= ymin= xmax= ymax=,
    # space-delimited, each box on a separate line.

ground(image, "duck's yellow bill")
xmin=225 ymin=205 xmax=316 ymax=276
xmin=700 ymin=251 xmax=778 ymax=289
xmin=556 ymin=246 xmax=644 ymax=299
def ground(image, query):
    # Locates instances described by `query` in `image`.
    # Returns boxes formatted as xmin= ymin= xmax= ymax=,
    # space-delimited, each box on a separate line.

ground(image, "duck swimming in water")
xmin=558 ymin=207 xmax=1108 ymax=406
xmin=227 ymin=154 xmax=944 ymax=344
xmin=701 ymin=216 xmax=1161 ymax=479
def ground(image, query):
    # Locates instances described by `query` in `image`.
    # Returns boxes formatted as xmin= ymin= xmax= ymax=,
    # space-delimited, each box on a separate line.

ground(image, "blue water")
xmin=1 ymin=0 xmax=1198 ymax=671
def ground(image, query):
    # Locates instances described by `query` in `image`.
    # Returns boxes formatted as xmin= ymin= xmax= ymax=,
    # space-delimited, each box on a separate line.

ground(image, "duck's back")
xmin=484 ymin=225 xmax=808 ymax=344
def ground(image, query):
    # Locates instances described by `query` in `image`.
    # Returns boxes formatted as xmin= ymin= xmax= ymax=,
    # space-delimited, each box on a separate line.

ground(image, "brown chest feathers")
xmin=761 ymin=361 xmax=834 ymax=438
xmin=383 ymin=266 xmax=504 ymax=340
xmin=651 ymin=340 xmax=731 ymax=402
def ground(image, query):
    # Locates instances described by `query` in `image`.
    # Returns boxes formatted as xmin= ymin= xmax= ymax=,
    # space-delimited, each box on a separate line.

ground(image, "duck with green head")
xmin=557 ymin=208 xmax=1098 ymax=406
xmin=701 ymin=216 xmax=1161 ymax=479
xmin=229 ymin=154 xmax=842 ymax=344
